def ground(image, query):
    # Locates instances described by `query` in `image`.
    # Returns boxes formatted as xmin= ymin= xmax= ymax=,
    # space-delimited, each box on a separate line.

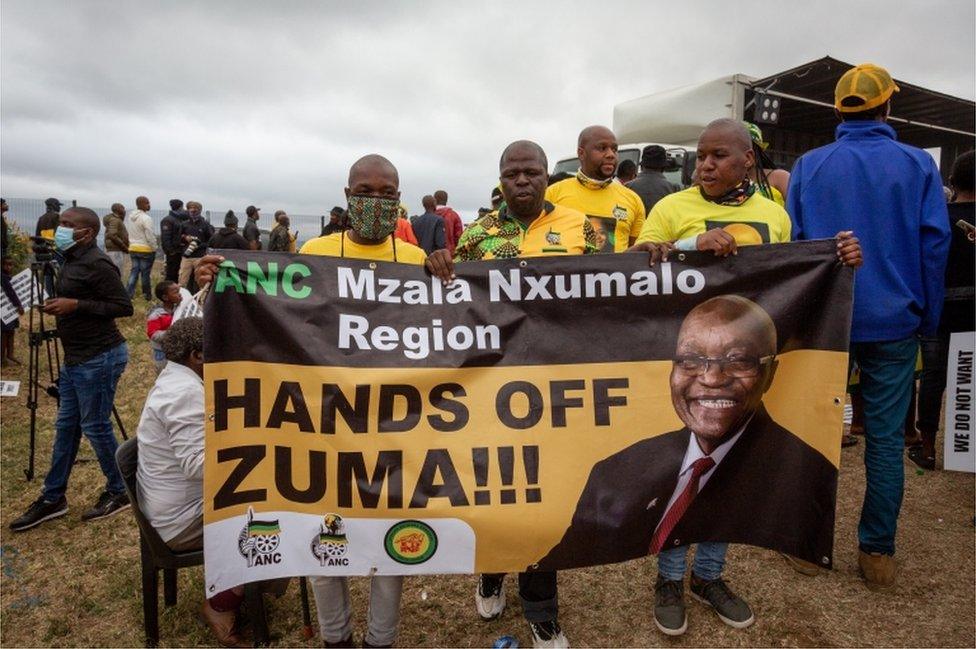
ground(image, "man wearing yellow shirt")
xmin=629 ymin=119 xmax=862 ymax=638
xmin=426 ymin=140 xmax=592 ymax=649
xmin=544 ymin=125 xmax=645 ymax=253
xmin=195 ymin=154 xmax=423 ymax=648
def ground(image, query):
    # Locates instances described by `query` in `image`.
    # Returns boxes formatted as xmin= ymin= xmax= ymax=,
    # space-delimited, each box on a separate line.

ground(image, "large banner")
xmin=203 ymin=240 xmax=852 ymax=593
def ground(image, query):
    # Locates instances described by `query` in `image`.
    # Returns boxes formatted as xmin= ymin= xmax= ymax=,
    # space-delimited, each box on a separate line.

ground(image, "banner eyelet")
xmin=519 ymin=260 xmax=527 ymax=268
xmin=369 ymin=262 xmax=377 ymax=270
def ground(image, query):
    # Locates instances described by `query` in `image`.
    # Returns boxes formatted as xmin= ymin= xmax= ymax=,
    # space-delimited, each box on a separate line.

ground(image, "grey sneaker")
xmin=9 ymin=496 xmax=68 ymax=532
xmin=653 ymin=575 xmax=687 ymax=636
xmin=689 ymin=574 xmax=754 ymax=629
xmin=81 ymin=491 xmax=130 ymax=522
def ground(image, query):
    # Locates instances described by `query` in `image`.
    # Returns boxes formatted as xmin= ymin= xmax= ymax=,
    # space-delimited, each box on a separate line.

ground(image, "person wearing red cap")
xmin=787 ymin=63 xmax=951 ymax=591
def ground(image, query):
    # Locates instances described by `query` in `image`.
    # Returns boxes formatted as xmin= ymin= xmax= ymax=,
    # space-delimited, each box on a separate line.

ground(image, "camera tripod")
xmin=24 ymin=256 xmax=127 ymax=481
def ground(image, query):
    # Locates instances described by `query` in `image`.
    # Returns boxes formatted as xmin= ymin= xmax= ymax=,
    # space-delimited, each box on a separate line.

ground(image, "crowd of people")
xmin=1 ymin=62 xmax=973 ymax=648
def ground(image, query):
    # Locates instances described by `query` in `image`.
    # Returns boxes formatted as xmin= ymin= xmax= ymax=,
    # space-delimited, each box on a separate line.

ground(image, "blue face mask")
xmin=54 ymin=225 xmax=79 ymax=251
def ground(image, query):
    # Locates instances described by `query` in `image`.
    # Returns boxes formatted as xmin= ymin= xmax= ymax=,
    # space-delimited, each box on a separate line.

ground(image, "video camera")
xmin=30 ymin=236 xmax=57 ymax=263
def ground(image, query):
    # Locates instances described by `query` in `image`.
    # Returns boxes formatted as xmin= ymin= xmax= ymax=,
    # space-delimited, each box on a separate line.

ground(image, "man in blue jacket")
xmin=786 ymin=63 xmax=950 ymax=591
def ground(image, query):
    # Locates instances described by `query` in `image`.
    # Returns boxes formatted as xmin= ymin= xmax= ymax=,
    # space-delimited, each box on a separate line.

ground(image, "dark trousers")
xmin=164 ymin=252 xmax=182 ymax=283
xmin=917 ymin=334 xmax=950 ymax=434
xmin=484 ymin=571 xmax=557 ymax=622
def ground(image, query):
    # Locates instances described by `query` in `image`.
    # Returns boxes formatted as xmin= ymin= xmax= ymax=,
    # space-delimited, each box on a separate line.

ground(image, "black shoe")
xmin=81 ymin=491 xmax=130 ymax=522
xmin=323 ymin=635 xmax=354 ymax=648
xmin=9 ymin=495 xmax=69 ymax=532
xmin=689 ymin=574 xmax=754 ymax=629
xmin=653 ymin=575 xmax=687 ymax=636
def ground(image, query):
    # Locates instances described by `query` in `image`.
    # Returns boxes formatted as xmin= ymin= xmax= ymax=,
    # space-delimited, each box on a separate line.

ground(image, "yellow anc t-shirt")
xmin=636 ymin=187 xmax=792 ymax=246
xmin=299 ymin=232 xmax=427 ymax=265
xmin=454 ymin=202 xmax=598 ymax=260
xmin=545 ymin=177 xmax=646 ymax=253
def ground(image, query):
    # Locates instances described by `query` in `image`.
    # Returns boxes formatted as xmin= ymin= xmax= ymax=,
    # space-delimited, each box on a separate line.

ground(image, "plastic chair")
xmin=116 ymin=438 xmax=314 ymax=646
xmin=115 ymin=437 xmax=204 ymax=647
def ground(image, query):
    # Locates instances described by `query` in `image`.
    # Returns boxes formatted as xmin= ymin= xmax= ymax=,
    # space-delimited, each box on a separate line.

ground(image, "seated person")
xmin=135 ymin=317 xmax=247 ymax=647
xmin=146 ymin=281 xmax=182 ymax=373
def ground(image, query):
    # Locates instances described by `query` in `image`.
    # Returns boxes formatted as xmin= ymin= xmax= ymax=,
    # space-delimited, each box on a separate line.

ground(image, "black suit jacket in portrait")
xmin=533 ymin=405 xmax=837 ymax=571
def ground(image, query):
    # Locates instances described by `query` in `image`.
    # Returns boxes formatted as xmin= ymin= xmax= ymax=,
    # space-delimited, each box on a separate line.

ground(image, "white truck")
xmin=552 ymin=74 xmax=755 ymax=187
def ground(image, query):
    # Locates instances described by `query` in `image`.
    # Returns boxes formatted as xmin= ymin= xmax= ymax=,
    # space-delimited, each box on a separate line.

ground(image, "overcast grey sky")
xmin=1 ymin=0 xmax=973 ymax=219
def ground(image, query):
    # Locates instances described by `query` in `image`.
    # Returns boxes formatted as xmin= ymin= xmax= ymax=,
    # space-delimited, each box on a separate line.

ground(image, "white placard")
xmin=944 ymin=331 xmax=976 ymax=473
xmin=0 ymin=381 xmax=21 ymax=397
xmin=1 ymin=269 xmax=46 ymax=324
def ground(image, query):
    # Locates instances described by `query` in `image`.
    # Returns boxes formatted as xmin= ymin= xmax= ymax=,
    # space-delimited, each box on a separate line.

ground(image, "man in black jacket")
xmin=208 ymin=211 xmax=250 ymax=250
xmin=627 ymin=145 xmax=680 ymax=215
xmin=410 ymin=195 xmax=446 ymax=254
xmin=160 ymin=198 xmax=187 ymax=282
xmin=10 ymin=207 xmax=135 ymax=532
xmin=177 ymin=201 xmax=215 ymax=291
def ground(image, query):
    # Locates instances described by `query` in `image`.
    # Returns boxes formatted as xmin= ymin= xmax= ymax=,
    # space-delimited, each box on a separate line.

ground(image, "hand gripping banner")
xmin=203 ymin=240 xmax=852 ymax=592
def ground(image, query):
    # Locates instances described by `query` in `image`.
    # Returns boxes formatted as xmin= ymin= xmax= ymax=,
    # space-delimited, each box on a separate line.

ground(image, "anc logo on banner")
xmin=238 ymin=506 xmax=282 ymax=567
xmin=311 ymin=513 xmax=349 ymax=566
xmin=384 ymin=520 xmax=438 ymax=565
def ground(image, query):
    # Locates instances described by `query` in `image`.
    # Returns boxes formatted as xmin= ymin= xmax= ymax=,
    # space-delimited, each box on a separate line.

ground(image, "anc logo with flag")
xmin=238 ymin=506 xmax=282 ymax=566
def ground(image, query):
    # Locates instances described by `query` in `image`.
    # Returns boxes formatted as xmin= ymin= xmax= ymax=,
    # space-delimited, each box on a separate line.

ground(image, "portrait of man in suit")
xmin=534 ymin=295 xmax=838 ymax=571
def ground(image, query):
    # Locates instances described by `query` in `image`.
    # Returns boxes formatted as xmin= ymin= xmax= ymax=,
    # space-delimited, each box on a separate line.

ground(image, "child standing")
xmin=147 ymin=280 xmax=182 ymax=373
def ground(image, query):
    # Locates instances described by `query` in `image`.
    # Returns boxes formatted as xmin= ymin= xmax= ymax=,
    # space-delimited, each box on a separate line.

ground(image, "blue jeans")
xmin=41 ymin=343 xmax=128 ymax=502
xmin=849 ymin=338 xmax=918 ymax=555
xmin=127 ymin=252 xmax=155 ymax=299
xmin=657 ymin=542 xmax=727 ymax=581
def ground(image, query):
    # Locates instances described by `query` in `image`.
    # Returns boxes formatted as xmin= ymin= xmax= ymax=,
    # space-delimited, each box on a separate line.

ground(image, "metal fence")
xmin=3 ymin=197 xmax=330 ymax=250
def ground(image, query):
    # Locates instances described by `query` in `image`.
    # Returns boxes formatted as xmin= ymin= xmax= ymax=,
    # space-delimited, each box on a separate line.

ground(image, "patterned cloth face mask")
xmin=346 ymin=195 xmax=400 ymax=239
xmin=699 ymin=178 xmax=757 ymax=206
xmin=576 ymin=168 xmax=614 ymax=190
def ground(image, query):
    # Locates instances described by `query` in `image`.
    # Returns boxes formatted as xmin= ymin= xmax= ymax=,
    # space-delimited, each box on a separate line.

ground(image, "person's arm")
xmin=634 ymin=203 xmax=672 ymax=245
xmin=161 ymin=388 xmax=205 ymax=480
xmin=917 ymin=160 xmax=952 ymax=336
xmin=628 ymin=194 xmax=646 ymax=247
xmin=451 ymin=212 xmax=463 ymax=248
xmin=142 ymin=214 xmax=159 ymax=250
xmin=425 ymin=249 xmax=455 ymax=284
xmin=76 ymin=260 xmax=134 ymax=318
xmin=104 ymin=219 xmax=122 ymax=250
xmin=147 ymin=313 xmax=173 ymax=340
xmin=404 ymin=220 xmax=418 ymax=246
xmin=785 ymin=159 xmax=804 ymax=240
xmin=769 ymin=168 xmax=791 ymax=201
xmin=583 ymin=218 xmax=600 ymax=254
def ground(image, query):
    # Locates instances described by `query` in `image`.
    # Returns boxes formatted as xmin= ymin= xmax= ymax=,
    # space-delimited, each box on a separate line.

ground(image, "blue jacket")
xmin=787 ymin=121 xmax=950 ymax=342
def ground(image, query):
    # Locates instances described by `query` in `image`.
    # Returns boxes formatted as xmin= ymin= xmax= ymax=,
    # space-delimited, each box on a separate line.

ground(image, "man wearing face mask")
xmin=194 ymin=155 xmax=425 ymax=648
xmin=10 ymin=207 xmax=134 ymax=533
xmin=545 ymin=125 xmax=646 ymax=253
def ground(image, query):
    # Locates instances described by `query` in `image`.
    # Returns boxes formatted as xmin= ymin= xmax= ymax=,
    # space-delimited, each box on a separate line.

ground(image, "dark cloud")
xmin=2 ymin=0 xmax=973 ymax=219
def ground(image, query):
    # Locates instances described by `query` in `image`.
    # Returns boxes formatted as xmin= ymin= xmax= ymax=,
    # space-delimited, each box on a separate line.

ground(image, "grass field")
xmin=1 ymin=273 xmax=973 ymax=647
